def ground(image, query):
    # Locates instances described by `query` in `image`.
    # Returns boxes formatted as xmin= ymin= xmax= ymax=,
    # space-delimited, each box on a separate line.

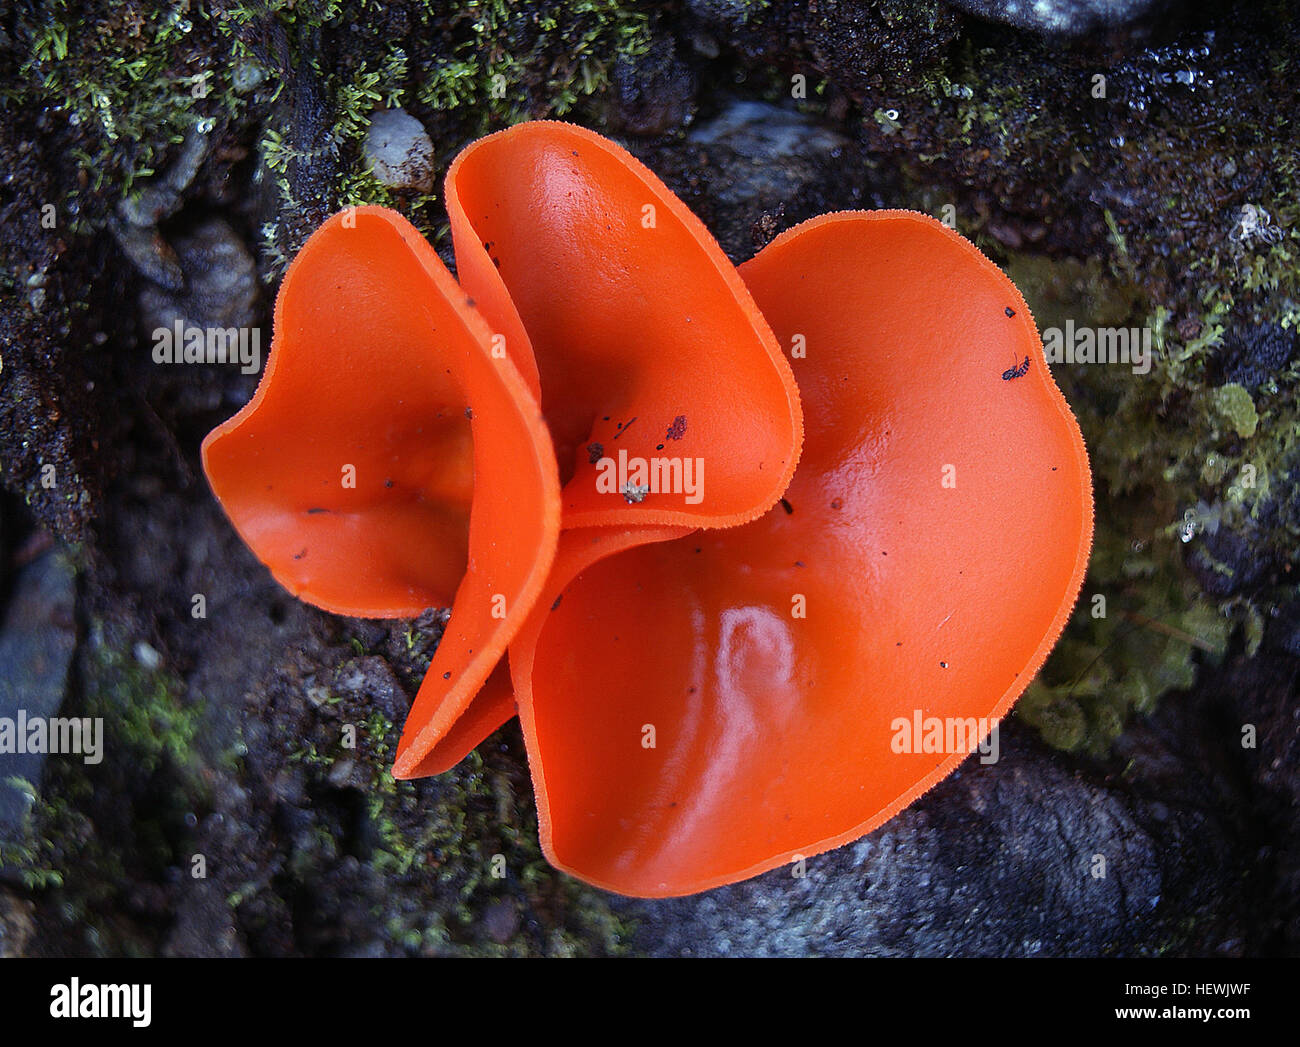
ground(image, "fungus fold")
xmin=508 ymin=211 xmax=1093 ymax=895
xmin=201 ymin=206 xmax=561 ymax=776
xmin=203 ymin=123 xmax=1092 ymax=897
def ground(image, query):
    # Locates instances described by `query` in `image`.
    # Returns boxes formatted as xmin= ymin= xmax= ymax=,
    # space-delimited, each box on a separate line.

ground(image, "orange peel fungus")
xmin=202 ymin=121 xmax=1092 ymax=897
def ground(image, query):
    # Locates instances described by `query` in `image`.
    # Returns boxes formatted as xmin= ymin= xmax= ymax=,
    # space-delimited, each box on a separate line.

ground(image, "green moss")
xmin=266 ymin=688 xmax=629 ymax=955
xmin=242 ymin=0 xmax=652 ymax=272
xmin=1211 ymin=382 xmax=1259 ymax=438
xmin=8 ymin=0 xmax=653 ymax=270
xmin=85 ymin=640 xmax=204 ymax=780
xmin=0 ymin=776 xmax=83 ymax=891
xmin=992 ymin=243 xmax=1297 ymax=754
xmin=6 ymin=0 xmax=237 ymax=209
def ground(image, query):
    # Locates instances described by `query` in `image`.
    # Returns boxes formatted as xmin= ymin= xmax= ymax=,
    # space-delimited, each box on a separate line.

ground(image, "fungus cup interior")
xmin=507 ymin=211 xmax=1094 ymax=897
xmin=444 ymin=120 xmax=803 ymax=531
xmin=392 ymin=120 xmax=809 ymax=776
xmin=201 ymin=207 xmax=560 ymax=777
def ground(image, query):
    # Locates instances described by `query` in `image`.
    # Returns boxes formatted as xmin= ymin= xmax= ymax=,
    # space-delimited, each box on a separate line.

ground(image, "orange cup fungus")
xmin=203 ymin=121 xmax=1093 ymax=897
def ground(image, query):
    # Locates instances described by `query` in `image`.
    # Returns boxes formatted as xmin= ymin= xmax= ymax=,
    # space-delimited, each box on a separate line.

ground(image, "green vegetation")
xmin=7 ymin=0 xmax=233 ymax=207
xmin=0 ymin=631 xmax=205 ymax=949
xmin=280 ymin=699 xmax=630 ymax=956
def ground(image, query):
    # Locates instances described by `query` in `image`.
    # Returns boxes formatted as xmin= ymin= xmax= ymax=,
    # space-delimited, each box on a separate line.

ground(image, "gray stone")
xmin=0 ymin=548 xmax=77 ymax=841
xmin=948 ymin=0 xmax=1171 ymax=35
xmin=615 ymin=717 xmax=1251 ymax=956
xmin=1217 ymin=321 xmax=1296 ymax=393
xmin=681 ymin=100 xmax=856 ymax=257
xmin=0 ymin=887 xmax=35 ymax=957
xmin=611 ymin=36 xmax=696 ymax=136
xmin=688 ymin=101 xmax=851 ymax=206
xmin=138 ymin=218 xmax=260 ymax=340
xmin=362 ymin=109 xmax=435 ymax=192
xmin=685 ymin=0 xmax=760 ymax=26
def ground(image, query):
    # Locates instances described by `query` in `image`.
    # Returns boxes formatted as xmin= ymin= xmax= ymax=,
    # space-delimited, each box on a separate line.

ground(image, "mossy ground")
xmin=2 ymin=616 xmax=206 ymax=950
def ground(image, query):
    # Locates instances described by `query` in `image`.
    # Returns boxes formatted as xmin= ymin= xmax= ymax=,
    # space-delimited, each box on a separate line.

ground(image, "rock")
xmin=1216 ymin=653 xmax=1300 ymax=952
xmin=1187 ymin=448 xmax=1298 ymax=598
xmin=1216 ymin=321 xmax=1296 ymax=392
xmin=684 ymin=0 xmax=961 ymax=85
xmin=1186 ymin=524 xmax=1276 ymax=597
xmin=947 ymin=0 xmax=1172 ymax=35
xmin=329 ymin=656 xmax=412 ymax=727
xmin=683 ymin=101 xmax=856 ymax=257
xmin=162 ymin=879 xmax=247 ymax=957
xmin=685 ymin=0 xmax=758 ymax=26
xmin=481 ymin=898 xmax=520 ymax=944
xmin=0 ymin=110 xmax=108 ymax=545
xmin=133 ymin=641 xmax=162 ymax=671
xmin=0 ymin=887 xmax=36 ymax=957
xmin=231 ymin=61 xmax=267 ymax=95
xmin=1264 ymin=595 xmax=1300 ymax=659
xmin=138 ymin=218 xmax=259 ymax=338
xmin=615 ymin=717 xmax=1253 ymax=956
xmin=688 ymin=101 xmax=851 ymax=206
xmin=0 ymin=547 xmax=77 ymax=842
xmin=610 ymin=36 xmax=696 ymax=136
xmin=362 ymin=109 xmax=435 ymax=192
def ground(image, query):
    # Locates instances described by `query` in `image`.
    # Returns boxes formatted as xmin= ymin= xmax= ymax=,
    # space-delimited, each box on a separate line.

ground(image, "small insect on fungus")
xmin=1002 ymin=355 xmax=1030 ymax=381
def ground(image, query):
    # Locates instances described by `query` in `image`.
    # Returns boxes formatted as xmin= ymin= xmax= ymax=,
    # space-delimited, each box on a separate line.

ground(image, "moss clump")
xmin=5 ymin=0 xmax=235 ymax=214
xmin=997 ymin=241 xmax=1296 ymax=754
xmin=1211 ymin=383 xmax=1259 ymax=439
xmin=0 ymin=777 xmax=93 ymax=893
xmin=408 ymin=0 xmax=651 ymax=122
xmin=236 ymin=0 xmax=652 ymax=271
xmin=1018 ymin=507 xmax=1232 ymax=756
xmin=694 ymin=0 xmax=1299 ymax=756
